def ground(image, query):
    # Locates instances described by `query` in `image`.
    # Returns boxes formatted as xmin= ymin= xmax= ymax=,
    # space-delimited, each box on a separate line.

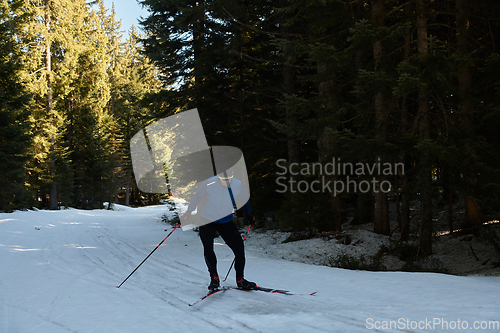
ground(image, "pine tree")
xmin=136 ymin=0 xmax=500 ymax=250
xmin=415 ymin=0 xmax=433 ymax=255
xmin=70 ymin=0 xmax=115 ymax=208
xmin=139 ymin=0 xmax=203 ymax=110
xmin=15 ymin=0 xmax=88 ymax=209
xmin=114 ymin=26 xmax=163 ymax=206
xmin=455 ymin=0 xmax=484 ymax=229
xmin=0 ymin=0 xmax=33 ymax=211
xmin=104 ymin=3 xmax=124 ymax=207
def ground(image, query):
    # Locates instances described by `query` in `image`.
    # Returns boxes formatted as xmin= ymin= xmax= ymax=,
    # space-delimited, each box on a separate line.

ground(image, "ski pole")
xmin=222 ymin=223 xmax=252 ymax=282
xmin=116 ymin=222 xmax=181 ymax=288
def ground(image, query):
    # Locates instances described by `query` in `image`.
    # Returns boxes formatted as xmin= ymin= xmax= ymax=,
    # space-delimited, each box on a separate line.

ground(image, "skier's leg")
xmin=218 ymin=221 xmax=245 ymax=278
xmin=199 ymin=222 xmax=218 ymax=277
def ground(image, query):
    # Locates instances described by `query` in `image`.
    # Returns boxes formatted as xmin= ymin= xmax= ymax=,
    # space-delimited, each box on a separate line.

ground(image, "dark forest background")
xmin=2 ymin=0 xmax=500 ymax=256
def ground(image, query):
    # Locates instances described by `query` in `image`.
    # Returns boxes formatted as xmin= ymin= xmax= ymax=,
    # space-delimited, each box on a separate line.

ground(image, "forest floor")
xmin=246 ymin=203 xmax=500 ymax=277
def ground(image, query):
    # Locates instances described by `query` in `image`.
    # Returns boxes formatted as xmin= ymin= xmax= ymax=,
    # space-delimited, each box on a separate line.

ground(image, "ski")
xmin=231 ymin=286 xmax=317 ymax=296
xmin=188 ymin=285 xmax=316 ymax=306
xmin=189 ymin=287 xmax=230 ymax=306
xmin=251 ymin=286 xmax=316 ymax=296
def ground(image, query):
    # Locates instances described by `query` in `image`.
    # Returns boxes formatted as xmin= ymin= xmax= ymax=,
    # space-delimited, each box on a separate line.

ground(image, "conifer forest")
xmin=1 ymin=0 xmax=500 ymax=256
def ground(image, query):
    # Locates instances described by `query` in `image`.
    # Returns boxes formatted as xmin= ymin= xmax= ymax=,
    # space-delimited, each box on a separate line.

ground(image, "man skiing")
xmin=182 ymin=165 xmax=256 ymax=291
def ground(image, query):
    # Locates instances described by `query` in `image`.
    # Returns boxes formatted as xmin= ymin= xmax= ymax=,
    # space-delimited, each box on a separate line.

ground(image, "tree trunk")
xmin=417 ymin=0 xmax=433 ymax=255
xmin=372 ymin=0 xmax=390 ymax=235
xmin=46 ymin=0 xmax=58 ymax=210
xmin=456 ymin=0 xmax=483 ymax=229
xmin=317 ymin=63 xmax=342 ymax=232
xmin=318 ymin=130 xmax=342 ymax=232
xmin=400 ymin=5 xmax=412 ymax=241
xmin=280 ymin=0 xmax=300 ymax=164
xmin=238 ymin=44 xmax=246 ymax=150
xmin=193 ymin=0 xmax=205 ymax=111
xmin=125 ymin=175 xmax=130 ymax=206
xmin=352 ymin=44 xmax=373 ymax=226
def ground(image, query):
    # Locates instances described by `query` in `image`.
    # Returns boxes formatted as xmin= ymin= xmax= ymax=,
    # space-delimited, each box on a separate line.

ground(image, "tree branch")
xmin=222 ymin=6 xmax=303 ymax=39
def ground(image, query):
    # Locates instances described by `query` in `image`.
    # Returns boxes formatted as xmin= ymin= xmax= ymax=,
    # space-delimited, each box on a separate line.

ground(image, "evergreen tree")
xmin=16 ymin=0 xmax=87 ymax=209
xmin=3 ymin=0 xmax=165 ymax=210
xmin=73 ymin=0 xmax=500 ymax=256
xmin=103 ymin=3 xmax=125 ymax=207
xmin=114 ymin=26 xmax=163 ymax=206
xmin=139 ymin=0 xmax=205 ymax=111
xmin=70 ymin=0 xmax=115 ymax=208
xmin=139 ymin=0 xmax=284 ymax=211
xmin=0 ymin=0 xmax=33 ymax=211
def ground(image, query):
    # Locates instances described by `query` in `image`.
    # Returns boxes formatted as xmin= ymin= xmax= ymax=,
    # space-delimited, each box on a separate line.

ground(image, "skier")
xmin=182 ymin=165 xmax=256 ymax=291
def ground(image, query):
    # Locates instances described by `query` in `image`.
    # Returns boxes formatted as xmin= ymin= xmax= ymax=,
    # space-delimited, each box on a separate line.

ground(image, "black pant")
xmin=199 ymin=221 xmax=245 ymax=279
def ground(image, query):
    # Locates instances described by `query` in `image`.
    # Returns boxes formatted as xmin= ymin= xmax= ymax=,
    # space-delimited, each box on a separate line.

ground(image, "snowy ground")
xmin=245 ymin=228 xmax=393 ymax=267
xmin=1 ymin=204 xmax=499 ymax=333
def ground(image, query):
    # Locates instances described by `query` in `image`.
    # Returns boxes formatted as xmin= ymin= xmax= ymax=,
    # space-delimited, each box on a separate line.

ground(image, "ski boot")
xmin=208 ymin=275 xmax=220 ymax=290
xmin=237 ymin=277 xmax=256 ymax=290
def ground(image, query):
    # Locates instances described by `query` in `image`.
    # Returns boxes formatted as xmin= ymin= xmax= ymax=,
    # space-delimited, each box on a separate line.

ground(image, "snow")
xmin=1 ymin=203 xmax=499 ymax=332
xmin=245 ymin=229 xmax=392 ymax=267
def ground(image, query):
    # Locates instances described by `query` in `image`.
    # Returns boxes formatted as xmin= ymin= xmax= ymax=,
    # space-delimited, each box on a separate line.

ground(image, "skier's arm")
xmin=242 ymin=200 xmax=251 ymax=216
xmin=243 ymin=201 xmax=254 ymax=225
xmin=237 ymin=185 xmax=253 ymax=224
xmin=186 ymin=181 xmax=207 ymax=214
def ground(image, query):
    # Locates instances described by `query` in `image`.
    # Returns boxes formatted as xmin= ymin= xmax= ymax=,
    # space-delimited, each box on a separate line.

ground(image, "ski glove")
xmin=245 ymin=215 xmax=255 ymax=225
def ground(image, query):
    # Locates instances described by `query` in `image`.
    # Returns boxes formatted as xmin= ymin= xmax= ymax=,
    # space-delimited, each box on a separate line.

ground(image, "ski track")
xmin=127 ymin=212 xmax=355 ymax=332
xmin=6 ymin=303 xmax=79 ymax=333
xmin=1 ymin=205 xmax=499 ymax=332
xmin=87 ymin=210 xmax=272 ymax=333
